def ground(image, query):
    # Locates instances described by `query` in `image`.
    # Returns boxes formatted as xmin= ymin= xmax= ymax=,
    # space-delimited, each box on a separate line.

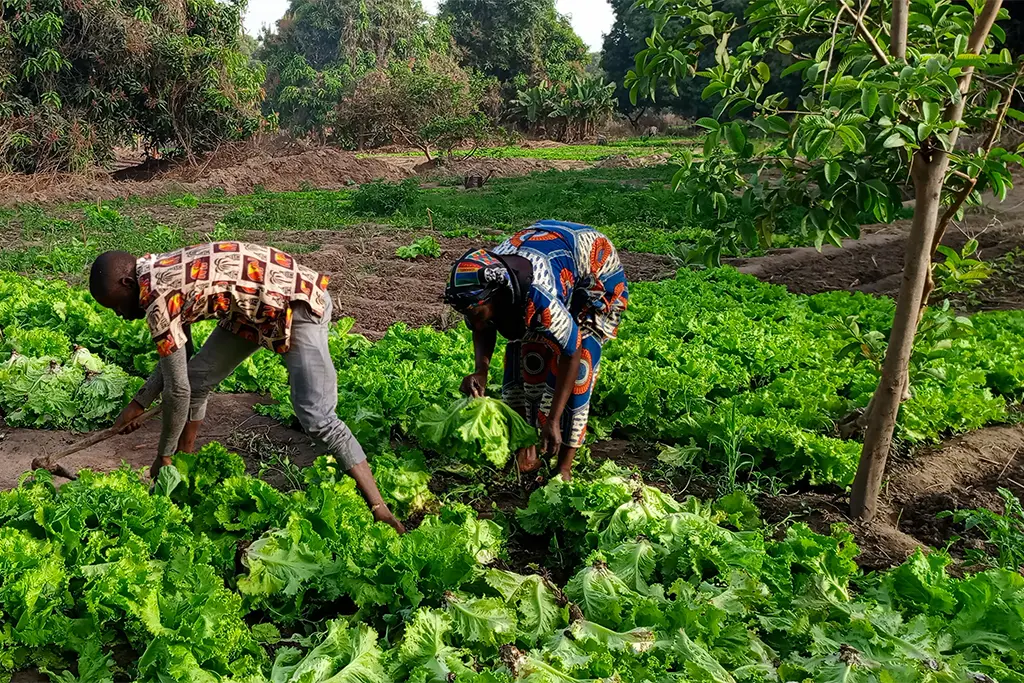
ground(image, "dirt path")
xmin=0 ymin=394 xmax=321 ymax=490
xmin=1 ymin=147 xmax=601 ymax=206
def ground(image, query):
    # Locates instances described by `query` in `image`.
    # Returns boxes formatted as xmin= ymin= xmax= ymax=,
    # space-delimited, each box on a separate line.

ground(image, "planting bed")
xmin=2 ymin=150 xmax=1024 ymax=682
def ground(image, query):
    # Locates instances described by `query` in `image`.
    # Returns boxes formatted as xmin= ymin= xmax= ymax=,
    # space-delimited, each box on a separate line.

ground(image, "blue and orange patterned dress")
xmin=493 ymin=220 xmax=629 ymax=447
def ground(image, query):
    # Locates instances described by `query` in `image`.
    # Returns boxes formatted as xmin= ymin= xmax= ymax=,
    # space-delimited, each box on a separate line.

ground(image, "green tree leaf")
xmin=861 ymin=87 xmax=879 ymax=117
xmin=824 ymin=160 xmax=841 ymax=185
xmin=725 ymin=122 xmax=747 ymax=155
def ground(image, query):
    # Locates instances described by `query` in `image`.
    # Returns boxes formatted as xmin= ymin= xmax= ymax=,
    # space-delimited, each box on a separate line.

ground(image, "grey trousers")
xmin=186 ymin=296 xmax=366 ymax=469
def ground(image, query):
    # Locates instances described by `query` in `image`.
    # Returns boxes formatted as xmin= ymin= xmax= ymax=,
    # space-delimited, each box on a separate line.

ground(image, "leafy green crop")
xmin=0 ymin=327 xmax=72 ymax=360
xmin=0 ymin=348 xmax=142 ymax=430
xmin=3 ymin=266 xmax=1023 ymax=487
xmin=0 ymin=443 xmax=1021 ymax=681
xmin=0 ymin=272 xmax=157 ymax=375
xmin=417 ymin=397 xmax=537 ymax=469
xmin=397 ymin=236 xmax=442 ymax=260
xmin=941 ymin=488 xmax=1024 ymax=572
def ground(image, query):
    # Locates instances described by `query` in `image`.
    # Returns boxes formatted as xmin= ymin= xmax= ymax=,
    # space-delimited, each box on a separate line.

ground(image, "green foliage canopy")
xmin=626 ymin=0 xmax=1023 ymax=265
xmin=438 ymin=0 xmax=588 ymax=83
xmin=0 ymin=0 xmax=265 ymax=172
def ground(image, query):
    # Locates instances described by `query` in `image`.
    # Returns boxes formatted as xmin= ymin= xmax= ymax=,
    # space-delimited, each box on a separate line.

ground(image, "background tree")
xmin=333 ymin=53 xmax=498 ymax=158
xmin=603 ymin=0 xmax=806 ymax=125
xmin=258 ymin=0 xmax=446 ymax=138
xmin=601 ymin=0 xmax=702 ymax=121
xmin=512 ymin=76 xmax=616 ymax=141
xmin=259 ymin=0 xmax=431 ymax=71
xmin=437 ymin=0 xmax=588 ymax=83
xmin=0 ymin=0 xmax=264 ymax=172
xmin=627 ymin=0 xmax=1021 ymax=519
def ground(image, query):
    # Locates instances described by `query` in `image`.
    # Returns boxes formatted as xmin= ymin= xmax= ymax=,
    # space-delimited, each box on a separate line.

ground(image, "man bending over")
xmin=89 ymin=242 xmax=404 ymax=533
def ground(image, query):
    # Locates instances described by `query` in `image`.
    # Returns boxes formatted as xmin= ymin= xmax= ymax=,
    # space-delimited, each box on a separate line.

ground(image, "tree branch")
xmin=821 ymin=8 xmax=846 ymax=96
xmin=933 ymin=65 xmax=1021 ymax=251
xmin=838 ymin=1 xmax=890 ymax=66
xmin=944 ymin=0 xmax=1005 ymax=149
xmin=917 ymin=9 xmax=1011 ymax=321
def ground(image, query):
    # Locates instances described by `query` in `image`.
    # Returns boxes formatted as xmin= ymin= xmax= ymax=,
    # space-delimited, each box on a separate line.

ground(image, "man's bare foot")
xmin=516 ymin=445 xmax=541 ymax=473
xmin=557 ymin=469 xmax=573 ymax=482
xmin=176 ymin=420 xmax=202 ymax=454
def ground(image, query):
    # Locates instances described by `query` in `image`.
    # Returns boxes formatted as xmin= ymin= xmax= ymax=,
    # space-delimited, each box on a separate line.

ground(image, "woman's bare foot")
xmin=555 ymin=446 xmax=578 ymax=482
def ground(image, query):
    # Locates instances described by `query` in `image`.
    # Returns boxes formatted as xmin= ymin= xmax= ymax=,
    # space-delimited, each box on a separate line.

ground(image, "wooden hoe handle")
xmin=30 ymin=404 xmax=163 ymax=473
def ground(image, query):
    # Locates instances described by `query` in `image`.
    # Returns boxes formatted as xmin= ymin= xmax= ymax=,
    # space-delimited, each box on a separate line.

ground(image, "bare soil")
xmin=0 ymin=394 xmax=320 ymax=490
xmin=0 ymin=140 xmax=619 ymax=206
xmin=729 ymin=222 xmax=1024 ymax=307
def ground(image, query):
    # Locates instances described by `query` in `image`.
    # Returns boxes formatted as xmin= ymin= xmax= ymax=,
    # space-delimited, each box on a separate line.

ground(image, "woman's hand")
xmin=460 ymin=372 xmax=487 ymax=398
xmin=516 ymin=445 xmax=541 ymax=473
xmin=540 ymin=418 xmax=562 ymax=457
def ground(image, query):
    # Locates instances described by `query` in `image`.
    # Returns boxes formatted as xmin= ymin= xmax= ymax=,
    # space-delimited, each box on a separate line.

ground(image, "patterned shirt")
xmin=493 ymin=220 xmax=629 ymax=356
xmin=138 ymin=242 xmax=330 ymax=357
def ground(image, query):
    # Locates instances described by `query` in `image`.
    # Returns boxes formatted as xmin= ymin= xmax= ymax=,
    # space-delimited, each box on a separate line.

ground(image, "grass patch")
xmin=358 ymin=137 xmax=699 ymax=161
xmin=0 ymin=164 xmax=838 ymax=278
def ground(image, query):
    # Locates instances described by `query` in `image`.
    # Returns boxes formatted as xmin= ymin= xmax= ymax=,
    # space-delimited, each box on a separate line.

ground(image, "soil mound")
xmin=1 ymin=141 xmax=594 ymax=206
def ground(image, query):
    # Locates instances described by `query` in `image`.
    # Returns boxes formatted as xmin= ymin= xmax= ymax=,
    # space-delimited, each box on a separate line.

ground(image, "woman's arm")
xmin=541 ymin=345 xmax=583 ymax=455
xmin=460 ymin=327 xmax=497 ymax=397
xmin=474 ymin=326 xmax=497 ymax=376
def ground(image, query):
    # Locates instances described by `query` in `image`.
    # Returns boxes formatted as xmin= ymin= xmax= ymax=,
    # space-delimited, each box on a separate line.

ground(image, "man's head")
xmin=90 ymin=251 xmax=146 ymax=320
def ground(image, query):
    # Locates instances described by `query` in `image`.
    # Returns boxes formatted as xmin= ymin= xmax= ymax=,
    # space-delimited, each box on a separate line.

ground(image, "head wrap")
xmin=444 ymin=248 xmax=513 ymax=312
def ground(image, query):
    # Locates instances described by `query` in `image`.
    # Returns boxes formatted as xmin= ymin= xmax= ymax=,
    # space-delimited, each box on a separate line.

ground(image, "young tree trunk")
xmin=850 ymin=148 xmax=950 ymax=520
xmin=849 ymin=0 xmax=1002 ymax=522
xmin=890 ymin=0 xmax=909 ymax=59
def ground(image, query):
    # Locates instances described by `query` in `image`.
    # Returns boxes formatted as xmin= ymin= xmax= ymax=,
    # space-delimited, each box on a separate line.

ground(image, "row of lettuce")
xmin=0 ymin=444 xmax=1021 ymax=682
xmin=2 ymin=267 xmax=1023 ymax=485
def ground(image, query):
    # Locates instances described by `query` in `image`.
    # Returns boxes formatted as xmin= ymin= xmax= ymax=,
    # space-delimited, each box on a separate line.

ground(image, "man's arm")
xmin=347 ymin=461 xmax=405 ymax=533
xmin=154 ymin=349 xmax=191 ymax=473
xmin=116 ymin=325 xmax=195 ymax=433
xmin=133 ymin=367 xmax=164 ymax=409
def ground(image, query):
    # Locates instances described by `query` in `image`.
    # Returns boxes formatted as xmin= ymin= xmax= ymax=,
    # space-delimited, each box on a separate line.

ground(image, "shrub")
xmin=351 ymin=179 xmax=421 ymax=215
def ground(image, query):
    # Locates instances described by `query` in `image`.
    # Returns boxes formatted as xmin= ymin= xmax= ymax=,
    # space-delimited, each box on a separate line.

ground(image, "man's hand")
xmin=540 ymin=418 xmax=562 ymax=458
xmin=113 ymin=400 xmax=147 ymax=434
xmin=373 ymin=504 xmax=406 ymax=534
xmin=150 ymin=455 xmax=172 ymax=481
xmin=460 ymin=372 xmax=487 ymax=398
